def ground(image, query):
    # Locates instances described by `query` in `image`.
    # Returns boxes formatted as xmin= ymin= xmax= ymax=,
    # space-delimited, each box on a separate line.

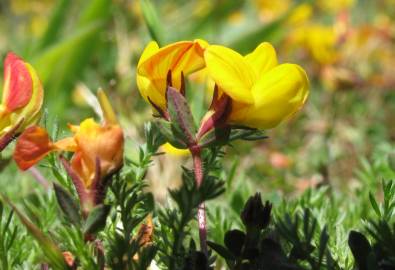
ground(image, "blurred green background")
xmin=0 ymin=0 xmax=394 ymax=207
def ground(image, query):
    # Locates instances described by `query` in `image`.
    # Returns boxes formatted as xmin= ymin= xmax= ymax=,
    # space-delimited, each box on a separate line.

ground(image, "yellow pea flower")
xmin=136 ymin=39 xmax=208 ymax=112
xmin=0 ymin=52 xmax=43 ymax=151
xmin=317 ymin=0 xmax=355 ymax=13
xmin=290 ymin=24 xmax=338 ymax=65
xmin=13 ymin=90 xmax=124 ymax=190
xmin=203 ymin=42 xmax=309 ymax=129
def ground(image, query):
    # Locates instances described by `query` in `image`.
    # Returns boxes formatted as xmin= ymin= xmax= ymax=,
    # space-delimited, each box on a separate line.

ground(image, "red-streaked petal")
xmin=3 ymin=52 xmax=33 ymax=112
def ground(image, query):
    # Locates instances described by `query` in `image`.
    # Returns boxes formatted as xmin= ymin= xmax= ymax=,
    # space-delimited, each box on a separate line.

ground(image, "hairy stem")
xmin=192 ymin=148 xmax=208 ymax=255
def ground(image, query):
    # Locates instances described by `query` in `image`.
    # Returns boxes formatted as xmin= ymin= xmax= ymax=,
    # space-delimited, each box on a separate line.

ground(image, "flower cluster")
xmin=1 ymin=41 xmax=309 ymax=264
xmin=136 ymin=39 xmax=309 ymax=150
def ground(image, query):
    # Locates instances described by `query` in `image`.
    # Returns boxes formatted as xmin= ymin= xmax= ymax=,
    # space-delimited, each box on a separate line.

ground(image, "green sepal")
xmin=197 ymin=126 xmax=231 ymax=148
xmin=53 ymin=183 xmax=81 ymax=226
xmin=166 ymin=86 xmax=197 ymax=147
xmin=153 ymin=119 xmax=187 ymax=149
xmin=207 ymin=241 xmax=235 ymax=261
xmin=83 ymin=204 xmax=111 ymax=235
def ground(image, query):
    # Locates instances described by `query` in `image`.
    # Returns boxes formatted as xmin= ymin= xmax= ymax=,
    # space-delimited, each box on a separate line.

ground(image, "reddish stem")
xmin=191 ymin=148 xmax=208 ymax=256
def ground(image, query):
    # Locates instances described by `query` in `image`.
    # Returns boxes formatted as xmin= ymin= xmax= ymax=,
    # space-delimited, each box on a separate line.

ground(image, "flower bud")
xmin=240 ymin=193 xmax=272 ymax=231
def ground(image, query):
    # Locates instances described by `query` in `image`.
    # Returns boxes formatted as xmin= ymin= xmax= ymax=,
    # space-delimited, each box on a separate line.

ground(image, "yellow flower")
xmin=317 ymin=0 xmax=355 ymax=13
xmin=204 ymin=42 xmax=309 ymax=129
xmin=0 ymin=52 xmax=43 ymax=150
xmin=290 ymin=24 xmax=338 ymax=64
xmin=13 ymin=91 xmax=124 ymax=189
xmin=136 ymin=40 xmax=208 ymax=112
xmin=255 ymin=0 xmax=291 ymax=22
xmin=286 ymin=3 xmax=313 ymax=26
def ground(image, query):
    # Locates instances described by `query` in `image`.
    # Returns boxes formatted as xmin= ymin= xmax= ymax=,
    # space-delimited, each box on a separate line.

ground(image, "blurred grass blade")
xmin=33 ymin=0 xmax=113 ymax=118
xmin=78 ymin=0 xmax=112 ymax=25
xmin=35 ymin=0 xmax=72 ymax=51
xmin=190 ymin=0 xmax=244 ymax=36
xmin=228 ymin=1 xmax=309 ymax=53
xmin=369 ymin=192 xmax=381 ymax=218
xmin=0 ymin=194 xmax=68 ymax=269
xmin=229 ymin=15 xmax=287 ymax=54
xmin=140 ymin=0 xmax=164 ymax=45
xmin=33 ymin=21 xmax=103 ymax=84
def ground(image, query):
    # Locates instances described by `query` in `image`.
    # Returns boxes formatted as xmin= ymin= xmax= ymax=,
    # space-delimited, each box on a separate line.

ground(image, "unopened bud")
xmin=240 ymin=193 xmax=272 ymax=231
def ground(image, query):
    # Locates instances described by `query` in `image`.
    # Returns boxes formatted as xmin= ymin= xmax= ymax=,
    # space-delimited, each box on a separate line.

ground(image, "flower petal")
xmin=2 ymin=52 xmax=33 ymax=112
xmin=97 ymin=89 xmax=118 ymax=125
xmin=204 ymin=45 xmax=255 ymax=104
xmin=14 ymin=63 xmax=44 ymax=128
xmin=138 ymin=40 xmax=206 ymax=79
xmin=231 ymin=64 xmax=309 ymax=129
xmin=13 ymin=126 xmax=54 ymax=170
xmin=244 ymin=42 xmax=278 ymax=76
xmin=72 ymin=118 xmax=124 ymax=187
xmin=137 ymin=40 xmax=207 ymax=110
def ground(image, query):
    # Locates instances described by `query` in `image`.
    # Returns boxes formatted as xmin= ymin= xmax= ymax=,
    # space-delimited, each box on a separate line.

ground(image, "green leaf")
xmin=140 ymin=0 xmax=164 ymax=45
xmin=35 ymin=0 xmax=72 ymax=51
xmin=207 ymin=241 xmax=235 ymax=261
xmin=33 ymin=21 xmax=103 ymax=84
xmin=348 ymin=230 xmax=373 ymax=270
xmin=53 ymin=183 xmax=81 ymax=226
xmin=318 ymin=226 xmax=329 ymax=267
xmin=369 ymin=192 xmax=381 ymax=218
xmin=83 ymin=204 xmax=111 ymax=235
xmin=0 ymin=194 xmax=68 ymax=269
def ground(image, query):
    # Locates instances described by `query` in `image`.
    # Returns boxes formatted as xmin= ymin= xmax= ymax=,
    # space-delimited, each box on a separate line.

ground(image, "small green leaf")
xmin=53 ymin=183 xmax=81 ymax=226
xmin=0 ymin=195 xmax=68 ymax=269
xmin=140 ymin=0 xmax=164 ymax=45
xmin=318 ymin=226 xmax=329 ymax=267
xmin=369 ymin=192 xmax=381 ymax=218
xmin=348 ymin=230 xmax=373 ymax=270
xmin=207 ymin=241 xmax=235 ymax=261
xmin=83 ymin=204 xmax=111 ymax=235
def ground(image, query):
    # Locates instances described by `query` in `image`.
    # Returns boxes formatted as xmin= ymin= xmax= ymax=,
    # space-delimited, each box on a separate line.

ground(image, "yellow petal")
xmin=73 ymin=118 xmax=124 ymax=187
xmin=204 ymin=45 xmax=255 ymax=104
xmin=244 ymin=42 xmax=278 ymax=76
xmin=161 ymin=142 xmax=190 ymax=157
xmin=97 ymin=89 xmax=118 ymax=125
xmin=137 ymin=41 xmax=160 ymax=67
xmin=137 ymin=40 xmax=207 ymax=110
xmin=53 ymin=137 xmax=78 ymax=152
xmin=136 ymin=75 xmax=167 ymax=111
xmin=230 ymin=64 xmax=309 ymax=129
xmin=138 ymin=40 xmax=206 ymax=79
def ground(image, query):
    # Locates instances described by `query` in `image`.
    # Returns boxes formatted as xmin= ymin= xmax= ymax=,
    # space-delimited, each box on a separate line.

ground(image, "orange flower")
xmin=0 ymin=52 xmax=43 ymax=151
xmin=14 ymin=90 xmax=124 ymax=189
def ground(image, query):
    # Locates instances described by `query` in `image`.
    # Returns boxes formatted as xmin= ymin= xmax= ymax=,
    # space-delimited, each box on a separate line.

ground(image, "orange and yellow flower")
xmin=13 ymin=90 xmax=124 ymax=190
xmin=136 ymin=40 xmax=208 ymax=112
xmin=0 ymin=52 xmax=43 ymax=151
xmin=203 ymin=42 xmax=309 ymax=130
